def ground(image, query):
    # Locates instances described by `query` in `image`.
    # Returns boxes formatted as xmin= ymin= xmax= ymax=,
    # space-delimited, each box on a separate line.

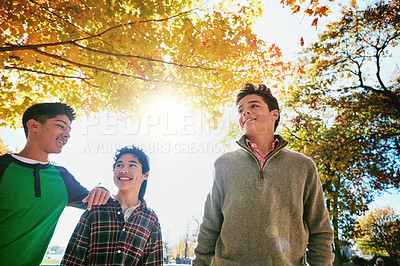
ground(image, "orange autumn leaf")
xmin=350 ymin=0 xmax=357 ymax=7
xmin=292 ymin=5 xmax=301 ymax=14
xmin=304 ymin=8 xmax=314 ymax=16
xmin=311 ymin=0 xmax=319 ymax=7
xmin=315 ymin=6 xmax=331 ymax=17
xmin=300 ymin=37 xmax=305 ymax=46
xmin=311 ymin=18 xmax=318 ymax=27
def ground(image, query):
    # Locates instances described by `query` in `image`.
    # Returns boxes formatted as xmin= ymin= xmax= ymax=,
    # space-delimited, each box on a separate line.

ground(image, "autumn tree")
xmin=0 ymin=133 xmax=13 ymax=155
xmin=280 ymin=0 xmax=336 ymax=28
xmin=354 ymin=206 xmax=400 ymax=258
xmin=0 ymin=0 xmax=296 ymax=130
xmin=282 ymin=0 xmax=400 ymax=263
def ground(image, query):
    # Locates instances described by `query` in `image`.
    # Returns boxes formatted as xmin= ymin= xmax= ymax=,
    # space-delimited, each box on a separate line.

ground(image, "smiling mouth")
xmin=57 ymin=139 xmax=65 ymax=146
xmin=118 ymin=176 xmax=132 ymax=181
xmin=244 ymin=118 xmax=255 ymax=124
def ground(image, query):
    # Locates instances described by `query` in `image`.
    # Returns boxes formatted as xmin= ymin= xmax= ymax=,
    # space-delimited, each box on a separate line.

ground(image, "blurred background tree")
xmin=354 ymin=206 xmax=400 ymax=259
xmin=282 ymin=0 xmax=400 ymax=263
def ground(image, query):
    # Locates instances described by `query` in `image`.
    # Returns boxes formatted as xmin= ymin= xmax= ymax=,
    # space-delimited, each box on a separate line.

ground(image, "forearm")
xmin=304 ymin=170 xmax=334 ymax=265
xmin=193 ymin=194 xmax=222 ymax=265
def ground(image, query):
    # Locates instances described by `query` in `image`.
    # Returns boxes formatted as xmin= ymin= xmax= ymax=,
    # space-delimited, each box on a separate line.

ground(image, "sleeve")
xmin=142 ymin=216 xmax=163 ymax=266
xmin=303 ymin=161 xmax=335 ymax=265
xmin=193 ymin=165 xmax=223 ymax=266
xmin=0 ymin=154 xmax=12 ymax=184
xmin=55 ymin=165 xmax=89 ymax=209
xmin=60 ymin=211 xmax=92 ymax=265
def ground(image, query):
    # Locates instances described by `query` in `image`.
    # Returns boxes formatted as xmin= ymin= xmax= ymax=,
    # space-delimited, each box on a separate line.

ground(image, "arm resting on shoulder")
xmin=56 ymin=165 xmax=110 ymax=209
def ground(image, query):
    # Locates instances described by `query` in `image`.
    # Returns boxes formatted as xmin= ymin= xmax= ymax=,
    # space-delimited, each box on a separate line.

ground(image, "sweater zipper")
xmin=236 ymin=144 xmax=265 ymax=186
xmin=237 ymin=139 xmax=286 ymax=186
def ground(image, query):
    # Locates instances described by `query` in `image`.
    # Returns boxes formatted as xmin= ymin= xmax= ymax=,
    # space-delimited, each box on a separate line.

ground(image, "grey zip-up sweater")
xmin=193 ymin=135 xmax=334 ymax=266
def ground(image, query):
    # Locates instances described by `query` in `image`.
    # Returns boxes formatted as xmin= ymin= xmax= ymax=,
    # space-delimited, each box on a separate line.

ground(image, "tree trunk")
xmin=332 ymin=195 xmax=342 ymax=266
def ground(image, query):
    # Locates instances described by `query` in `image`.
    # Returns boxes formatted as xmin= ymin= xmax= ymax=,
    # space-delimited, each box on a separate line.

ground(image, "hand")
xmin=82 ymin=187 xmax=110 ymax=210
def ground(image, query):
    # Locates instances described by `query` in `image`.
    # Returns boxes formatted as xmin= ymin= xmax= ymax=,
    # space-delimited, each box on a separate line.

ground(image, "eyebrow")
xmin=117 ymin=160 xmax=139 ymax=164
xmin=55 ymin=119 xmax=71 ymax=130
xmin=238 ymin=100 xmax=262 ymax=109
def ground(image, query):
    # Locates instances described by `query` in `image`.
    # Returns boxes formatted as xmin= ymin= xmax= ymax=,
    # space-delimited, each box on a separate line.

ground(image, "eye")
xmin=116 ymin=163 xmax=123 ymax=168
xmin=57 ymin=124 xmax=64 ymax=129
xmin=129 ymin=163 xmax=137 ymax=167
xmin=251 ymin=104 xmax=259 ymax=108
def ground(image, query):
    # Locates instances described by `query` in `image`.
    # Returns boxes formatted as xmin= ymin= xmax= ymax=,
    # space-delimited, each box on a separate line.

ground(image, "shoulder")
xmin=0 ymin=153 xmax=12 ymax=160
xmin=0 ymin=154 xmax=14 ymax=182
xmin=278 ymin=148 xmax=316 ymax=166
xmin=142 ymin=201 xmax=157 ymax=216
xmin=0 ymin=154 xmax=13 ymax=167
xmin=82 ymin=198 xmax=120 ymax=218
xmin=52 ymin=163 xmax=71 ymax=174
xmin=215 ymin=149 xmax=248 ymax=165
xmin=142 ymin=203 xmax=161 ymax=225
xmin=92 ymin=197 xmax=120 ymax=210
xmin=51 ymin=165 xmax=81 ymax=184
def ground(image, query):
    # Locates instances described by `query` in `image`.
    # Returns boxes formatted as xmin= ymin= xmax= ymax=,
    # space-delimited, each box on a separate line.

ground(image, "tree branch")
xmin=3 ymin=65 xmax=98 ymax=87
xmin=0 ymin=7 xmax=197 ymax=52
xmin=31 ymin=47 xmax=152 ymax=81
xmin=71 ymin=43 xmax=227 ymax=72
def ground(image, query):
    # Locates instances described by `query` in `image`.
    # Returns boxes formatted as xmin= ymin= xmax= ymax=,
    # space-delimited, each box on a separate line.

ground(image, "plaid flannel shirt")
xmin=61 ymin=198 xmax=163 ymax=265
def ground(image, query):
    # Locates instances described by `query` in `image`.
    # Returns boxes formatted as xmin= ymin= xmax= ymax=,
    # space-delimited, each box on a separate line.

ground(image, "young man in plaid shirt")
xmin=61 ymin=145 xmax=163 ymax=265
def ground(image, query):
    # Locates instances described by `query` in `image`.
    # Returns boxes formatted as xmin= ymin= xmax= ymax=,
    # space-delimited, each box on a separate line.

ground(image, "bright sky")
xmin=2 ymin=0 xmax=399 ymax=252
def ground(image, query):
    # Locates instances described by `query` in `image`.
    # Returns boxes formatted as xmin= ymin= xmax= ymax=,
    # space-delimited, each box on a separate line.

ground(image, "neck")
xmin=115 ymin=191 xmax=140 ymax=208
xmin=18 ymin=145 xmax=49 ymax=162
xmin=247 ymin=133 xmax=276 ymax=156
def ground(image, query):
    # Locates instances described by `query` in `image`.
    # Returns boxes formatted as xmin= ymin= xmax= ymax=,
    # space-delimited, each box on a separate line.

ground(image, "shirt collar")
xmin=246 ymin=137 xmax=280 ymax=166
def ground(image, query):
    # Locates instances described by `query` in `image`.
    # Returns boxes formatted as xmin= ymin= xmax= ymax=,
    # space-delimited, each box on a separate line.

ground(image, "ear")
xmin=272 ymin=109 xmax=279 ymax=120
xmin=26 ymin=119 xmax=41 ymax=133
xmin=142 ymin=171 xmax=149 ymax=180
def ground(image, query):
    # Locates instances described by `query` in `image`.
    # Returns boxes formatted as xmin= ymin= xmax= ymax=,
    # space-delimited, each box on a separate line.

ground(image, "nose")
xmin=63 ymin=131 xmax=70 ymax=139
xmin=242 ymin=108 xmax=251 ymax=116
xmin=121 ymin=167 xmax=129 ymax=173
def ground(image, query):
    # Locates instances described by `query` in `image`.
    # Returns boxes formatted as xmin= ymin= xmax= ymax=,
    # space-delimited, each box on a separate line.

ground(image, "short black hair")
xmin=235 ymin=83 xmax=280 ymax=131
xmin=113 ymin=145 xmax=150 ymax=199
xmin=22 ymin=102 xmax=76 ymax=137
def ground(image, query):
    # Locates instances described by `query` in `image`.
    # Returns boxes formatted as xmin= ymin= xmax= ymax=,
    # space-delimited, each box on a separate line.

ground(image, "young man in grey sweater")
xmin=193 ymin=83 xmax=334 ymax=265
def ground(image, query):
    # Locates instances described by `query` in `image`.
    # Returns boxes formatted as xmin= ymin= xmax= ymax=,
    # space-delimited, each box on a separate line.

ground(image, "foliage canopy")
xmin=1 ymin=0 xmax=293 ymax=128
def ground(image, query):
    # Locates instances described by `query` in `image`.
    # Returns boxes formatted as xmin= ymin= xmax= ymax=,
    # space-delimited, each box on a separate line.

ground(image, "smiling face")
xmin=31 ymin=115 xmax=71 ymax=154
xmin=113 ymin=153 xmax=149 ymax=194
xmin=237 ymin=94 xmax=279 ymax=139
